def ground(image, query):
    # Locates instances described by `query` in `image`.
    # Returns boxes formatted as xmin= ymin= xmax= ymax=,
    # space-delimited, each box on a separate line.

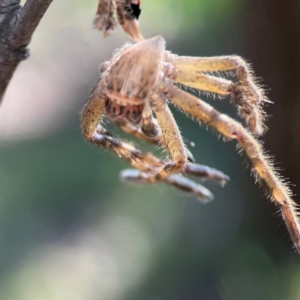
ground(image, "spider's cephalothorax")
xmin=94 ymin=0 xmax=143 ymax=42
xmin=81 ymin=35 xmax=300 ymax=253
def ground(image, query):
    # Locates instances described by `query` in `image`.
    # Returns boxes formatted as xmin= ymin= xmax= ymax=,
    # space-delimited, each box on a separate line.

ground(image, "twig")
xmin=0 ymin=0 xmax=53 ymax=103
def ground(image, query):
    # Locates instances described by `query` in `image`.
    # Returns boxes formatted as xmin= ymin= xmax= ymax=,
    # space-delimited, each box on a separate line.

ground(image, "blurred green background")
xmin=0 ymin=0 xmax=300 ymax=299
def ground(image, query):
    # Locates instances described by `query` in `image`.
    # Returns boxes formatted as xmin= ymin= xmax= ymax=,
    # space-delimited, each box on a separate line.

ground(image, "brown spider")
xmin=81 ymin=0 xmax=300 ymax=252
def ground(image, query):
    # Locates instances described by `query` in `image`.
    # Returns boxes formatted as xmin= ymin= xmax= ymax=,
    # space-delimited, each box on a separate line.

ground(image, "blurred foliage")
xmin=0 ymin=0 xmax=300 ymax=299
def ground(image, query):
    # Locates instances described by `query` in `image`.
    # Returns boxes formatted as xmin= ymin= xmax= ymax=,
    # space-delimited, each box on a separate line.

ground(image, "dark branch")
xmin=0 ymin=0 xmax=53 ymax=103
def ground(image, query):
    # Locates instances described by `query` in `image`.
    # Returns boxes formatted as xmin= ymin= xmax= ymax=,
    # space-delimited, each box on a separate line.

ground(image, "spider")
xmin=81 ymin=0 xmax=300 ymax=252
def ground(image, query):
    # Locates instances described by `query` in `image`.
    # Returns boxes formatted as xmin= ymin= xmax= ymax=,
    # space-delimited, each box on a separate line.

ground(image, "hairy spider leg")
xmin=115 ymin=101 xmax=197 ymax=163
xmin=162 ymin=78 xmax=300 ymax=252
xmin=147 ymin=92 xmax=187 ymax=181
xmin=81 ymin=83 xmax=228 ymax=202
xmin=81 ymin=87 xmax=160 ymax=172
xmin=165 ymin=65 xmax=262 ymax=135
xmin=173 ymin=56 xmax=268 ymax=136
xmin=116 ymin=116 xmax=198 ymax=164
xmin=120 ymin=169 xmax=215 ymax=203
xmin=185 ymin=163 xmax=229 ymax=186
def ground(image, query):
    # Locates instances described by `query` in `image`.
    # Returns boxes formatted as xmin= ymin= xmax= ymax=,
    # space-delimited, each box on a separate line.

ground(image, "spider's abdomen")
xmin=105 ymin=35 xmax=166 ymax=106
xmin=105 ymin=99 xmax=144 ymax=124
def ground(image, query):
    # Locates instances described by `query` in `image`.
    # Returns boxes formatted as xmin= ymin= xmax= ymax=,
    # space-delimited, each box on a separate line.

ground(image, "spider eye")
xmin=130 ymin=3 xmax=141 ymax=20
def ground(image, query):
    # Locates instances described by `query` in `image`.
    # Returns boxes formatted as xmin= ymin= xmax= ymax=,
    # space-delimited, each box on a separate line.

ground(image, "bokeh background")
xmin=0 ymin=0 xmax=300 ymax=299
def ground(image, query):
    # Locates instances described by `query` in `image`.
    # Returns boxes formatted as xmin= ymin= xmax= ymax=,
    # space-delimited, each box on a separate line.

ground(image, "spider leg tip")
xmin=193 ymin=185 xmax=214 ymax=204
xmin=119 ymin=169 xmax=143 ymax=183
xmin=219 ymin=175 xmax=230 ymax=187
xmin=196 ymin=192 xmax=214 ymax=204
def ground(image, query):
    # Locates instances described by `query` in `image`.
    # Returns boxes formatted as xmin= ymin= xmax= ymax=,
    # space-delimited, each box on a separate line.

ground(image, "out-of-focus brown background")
xmin=0 ymin=1 xmax=299 ymax=299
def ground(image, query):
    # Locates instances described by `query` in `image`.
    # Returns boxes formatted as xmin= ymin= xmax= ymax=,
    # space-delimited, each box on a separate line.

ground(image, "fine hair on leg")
xmin=173 ymin=55 xmax=268 ymax=135
xmin=164 ymin=81 xmax=300 ymax=252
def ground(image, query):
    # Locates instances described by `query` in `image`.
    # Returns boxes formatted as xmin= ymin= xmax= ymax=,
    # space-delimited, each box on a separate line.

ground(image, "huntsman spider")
xmin=81 ymin=0 xmax=300 ymax=252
